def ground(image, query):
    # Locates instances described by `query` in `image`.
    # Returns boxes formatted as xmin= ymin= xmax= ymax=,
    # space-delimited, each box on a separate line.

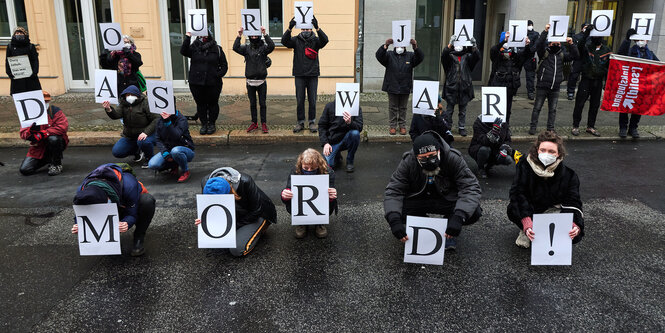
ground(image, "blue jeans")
xmin=112 ymin=135 xmax=156 ymax=159
xmin=148 ymin=146 xmax=195 ymax=171
xmin=324 ymin=130 xmax=360 ymax=168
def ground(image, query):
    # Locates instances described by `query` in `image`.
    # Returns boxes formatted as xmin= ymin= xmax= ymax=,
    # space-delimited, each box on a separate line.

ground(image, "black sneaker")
xmin=567 ymin=93 xmax=575 ymax=100
xmin=131 ymin=238 xmax=145 ymax=257
xmin=619 ymin=128 xmax=627 ymax=138
xmin=459 ymin=128 xmax=467 ymax=137
xmin=528 ymin=128 xmax=537 ymax=135
xmin=309 ymin=122 xmax=318 ymax=133
xmin=478 ymin=169 xmax=488 ymax=179
xmin=346 ymin=163 xmax=354 ymax=173
xmin=528 ymin=93 xmax=535 ymax=100
xmin=207 ymin=123 xmax=216 ymax=135
xmin=629 ymin=128 xmax=640 ymax=139
xmin=199 ymin=123 xmax=208 ymax=135
xmin=293 ymin=123 xmax=304 ymax=133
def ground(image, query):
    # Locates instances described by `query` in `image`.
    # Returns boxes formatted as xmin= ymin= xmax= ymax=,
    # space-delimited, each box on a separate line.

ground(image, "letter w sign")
xmin=74 ymin=203 xmax=121 ymax=255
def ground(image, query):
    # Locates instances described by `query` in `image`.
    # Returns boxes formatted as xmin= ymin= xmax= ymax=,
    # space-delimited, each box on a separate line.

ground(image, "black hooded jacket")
xmin=318 ymin=102 xmax=364 ymax=146
xmin=409 ymin=114 xmax=454 ymax=145
xmin=441 ymin=46 xmax=481 ymax=105
xmin=181 ymin=35 xmax=228 ymax=86
xmin=489 ymin=40 xmax=533 ymax=89
xmin=233 ymin=35 xmax=275 ymax=80
xmin=468 ymin=116 xmax=512 ymax=160
xmin=5 ymin=35 xmax=41 ymax=94
xmin=534 ymin=30 xmax=580 ymax=90
xmin=281 ymin=29 xmax=329 ymax=77
xmin=155 ymin=111 xmax=195 ymax=154
xmin=376 ymin=45 xmax=424 ymax=94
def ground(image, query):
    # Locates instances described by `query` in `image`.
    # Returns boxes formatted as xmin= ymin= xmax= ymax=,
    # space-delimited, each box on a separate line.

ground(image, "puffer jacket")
xmin=441 ymin=46 xmax=481 ymax=105
xmin=534 ymin=30 xmax=580 ymax=90
xmin=281 ymin=29 xmax=329 ymax=77
xmin=107 ymin=94 xmax=158 ymax=138
xmin=376 ymin=45 xmax=424 ymax=94
xmin=180 ymin=35 xmax=228 ymax=86
xmin=384 ymin=131 xmax=482 ymax=221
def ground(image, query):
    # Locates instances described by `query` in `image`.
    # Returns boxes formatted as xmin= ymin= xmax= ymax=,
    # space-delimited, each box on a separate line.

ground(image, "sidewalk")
xmin=1 ymin=88 xmax=664 ymax=147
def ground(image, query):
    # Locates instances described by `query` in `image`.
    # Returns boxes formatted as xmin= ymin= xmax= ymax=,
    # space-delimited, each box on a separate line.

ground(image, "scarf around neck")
xmin=527 ymin=154 xmax=562 ymax=178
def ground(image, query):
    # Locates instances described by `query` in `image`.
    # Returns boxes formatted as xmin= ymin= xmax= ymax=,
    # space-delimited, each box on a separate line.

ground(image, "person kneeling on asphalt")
xmin=318 ymin=101 xmax=363 ymax=173
xmin=19 ymin=90 xmax=69 ymax=176
xmin=196 ymin=167 xmax=277 ymax=257
xmin=384 ymin=131 xmax=482 ymax=250
xmin=72 ymin=163 xmax=156 ymax=256
xmin=148 ymin=109 xmax=195 ymax=183
xmin=468 ymin=116 xmax=514 ymax=179
xmin=281 ymin=148 xmax=338 ymax=239
xmin=409 ymin=96 xmax=454 ymax=145
xmin=507 ymin=131 xmax=584 ymax=249
xmin=102 ymin=85 xmax=158 ymax=168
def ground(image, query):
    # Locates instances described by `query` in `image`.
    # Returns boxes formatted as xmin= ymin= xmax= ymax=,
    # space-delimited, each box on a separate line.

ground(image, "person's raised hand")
xmin=566 ymin=37 xmax=573 ymax=45
xmin=288 ymin=17 xmax=296 ymax=30
xmin=385 ymin=38 xmax=394 ymax=46
xmin=626 ymin=28 xmax=637 ymax=40
xmin=261 ymin=26 xmax=266 ymax=35
xmin=545 ymin=24 xmax=551 ymax=32
xmin=311 ymin=16 xmax=319 ymax=30
xmin=186 ymin=32 xmax=192 ymax=37
xmin=410 ymin=38 xmax=417 ymax=49
xmin=238 ymin=27 xmax=244 ymax=37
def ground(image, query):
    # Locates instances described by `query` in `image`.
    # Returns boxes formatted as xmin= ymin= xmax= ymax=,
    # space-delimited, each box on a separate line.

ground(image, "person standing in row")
xmin=376 ymin=37 xmax=424 ymax=135
xmin=234 ymin=26 xmax=275 ymax=134
xmin=529 ymin=24 xmax=579 ymax=135
xmin=441 ymin=35 xmax=480 ymax=137
xmin=571 ymin=25 xmax=611 ymax=137
xmin=566 ymin=23 xmax=590 ymax=101
xmin=108 ymin=35 xmax=143 ymax=94
xmin=181 ymin=30 xmax=228 ymax=135
xmin=523 ymin=20 xmax=540 ymax=100
xmin=282 ymin=16 xmax=329 ymax=133
xmin=5 ymin=27 xmax=41 ymax=95
xmin=617 ymin=28 xmax=660 ymax=139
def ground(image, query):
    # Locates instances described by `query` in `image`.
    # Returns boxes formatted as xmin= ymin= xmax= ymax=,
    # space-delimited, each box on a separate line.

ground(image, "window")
xmin=0 ymin=0 xmax=28 ymax=39
xmin=245 ymin=0 xmax=283 ymax=38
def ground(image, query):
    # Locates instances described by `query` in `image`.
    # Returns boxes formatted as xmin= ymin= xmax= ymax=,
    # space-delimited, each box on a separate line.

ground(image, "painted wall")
xmin=620 ymin=0 xmax=664 ymax=58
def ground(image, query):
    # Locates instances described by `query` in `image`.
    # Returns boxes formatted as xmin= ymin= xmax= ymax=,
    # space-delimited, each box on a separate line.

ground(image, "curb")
xmin=1 ymin=126 xmax=662 ymax=148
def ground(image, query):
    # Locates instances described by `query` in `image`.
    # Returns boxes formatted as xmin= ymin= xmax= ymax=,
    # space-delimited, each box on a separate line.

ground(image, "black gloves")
xmin=288 ymin=17 xmax=296 ymax=30
xmin=387 ymin=212 xmax=406 ymax=239
xmin=584 ymin=24 xmax=594 ymax=38
xmin=30 ymin=122 xmax=40 ymax=132
xmin=312 ymin=16 xmax=319 ymax=30
xmin=626 ymin=28 xmax=637 ymax=40
xmin=446 ymin=212 xmax=465 ymax=237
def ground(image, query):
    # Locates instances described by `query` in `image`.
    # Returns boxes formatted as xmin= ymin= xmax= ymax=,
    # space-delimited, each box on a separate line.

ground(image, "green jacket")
xmin=107 ymin=95 xmax=158 ymax=138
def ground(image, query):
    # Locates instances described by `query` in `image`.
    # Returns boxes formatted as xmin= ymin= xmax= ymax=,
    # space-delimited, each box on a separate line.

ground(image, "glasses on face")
xmin=417 ymin=152 xmax=437 ymax=163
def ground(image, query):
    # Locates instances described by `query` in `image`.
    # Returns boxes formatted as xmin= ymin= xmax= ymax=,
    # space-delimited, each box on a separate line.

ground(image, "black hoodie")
xmin=233 ymin=35 xmax=275 ymax=80
xmin=281 ymin=29 xmax=329 ymax=77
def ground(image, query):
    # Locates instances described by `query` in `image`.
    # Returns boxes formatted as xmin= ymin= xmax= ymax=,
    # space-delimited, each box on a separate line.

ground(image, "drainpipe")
xmin=356 ymin=0 xmax=365 ymax=90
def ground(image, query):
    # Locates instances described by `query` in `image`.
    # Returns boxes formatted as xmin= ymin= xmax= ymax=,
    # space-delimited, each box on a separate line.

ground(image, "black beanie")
xmin=528 ymin=20 xmax=534 ymax=26
xmin=413 ymin=133 xmax=440 ymax=155
xmin=73 ymin=185 xmax=108 ymax=205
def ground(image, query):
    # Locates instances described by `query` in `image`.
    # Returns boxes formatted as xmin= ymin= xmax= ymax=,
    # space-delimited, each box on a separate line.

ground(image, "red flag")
xmin=602 ymin=54 xmax=665 ymax=116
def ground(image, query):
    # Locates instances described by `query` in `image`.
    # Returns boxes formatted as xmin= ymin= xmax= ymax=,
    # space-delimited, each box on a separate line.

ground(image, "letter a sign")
xmin=13 ymin=90 xmax=48 ymax=128
xmin=188 ymin=9 xmax=208 ymax=36
xmin=95 ymin=69 xmax=118 ymax=104
xmin=404 ymin=216 xmax=447 ymax=265
xmin=291 ymin=174 xmax=329 ymax=225
xmin=412 ymin=80 xmax=438 ymax=116
xmin=197 ymin=194 xmax=237 ymax=248
xmin=335 ymin=83 xmax=360 ymax=116
xmin=74 ymin=203 xmax=121 ymax=256
xmin=392 ymin=20 xmax=411 ymax=47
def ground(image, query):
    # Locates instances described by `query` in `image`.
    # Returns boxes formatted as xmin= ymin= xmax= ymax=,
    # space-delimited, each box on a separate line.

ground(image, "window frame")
xmin=244 ymin=0 xmax=284 ymax=41
xmin=1 ymin=0 xmax=25 ymax=42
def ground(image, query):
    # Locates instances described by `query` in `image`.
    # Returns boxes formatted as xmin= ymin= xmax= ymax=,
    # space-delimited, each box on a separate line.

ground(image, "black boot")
xmin=207 ymin=122 xmax=216 ymax=135
xmin=131 ymin=237 xmax=145 ymax=257
xmin=200 ymin=123 xmax=208 ymax=135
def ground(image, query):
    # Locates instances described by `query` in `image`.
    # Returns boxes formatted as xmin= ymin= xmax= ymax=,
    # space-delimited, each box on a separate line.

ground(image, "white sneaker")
xmin=515 ymin=230 xmax=531 ymax=248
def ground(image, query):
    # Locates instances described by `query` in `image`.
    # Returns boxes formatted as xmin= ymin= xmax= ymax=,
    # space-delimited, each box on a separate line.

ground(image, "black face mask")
xmin=250 ymin=38 xmax=262 ymax=46
xmin=591 ymin=37 xmax=603 ymax=46
xmin=12 ymin=35 xmax=26 ymax=42
xmin=548 ymin=45 xmax=561 ymax=54
xmin=418 ymin=155 xmax=440 ymax=171
xmin=301 ymin=31 xmax=313 ymax=39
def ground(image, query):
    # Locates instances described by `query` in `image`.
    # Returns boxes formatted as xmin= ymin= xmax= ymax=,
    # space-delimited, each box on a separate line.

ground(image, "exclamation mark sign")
xmin=548 ymin=223 xmax=555 ymax=256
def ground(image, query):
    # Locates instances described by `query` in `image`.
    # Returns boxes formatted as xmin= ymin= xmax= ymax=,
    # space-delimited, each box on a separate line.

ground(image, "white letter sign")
xmin=392 ymin=20 xmax=411 ymax=47
xmin=590 ymin=10 xmax=614 ymax=37
xmin=146 ymin=80 xmax=175 ymax=115
xmin=335 ymin=83 xmax=360 ymax=116
xmin=454 ymin=19 xmax=474 ymax=46
xmin=291 ymin=174 xmax=329 ymax=225
xmin=13 ymin=90 xmax=47 ymax=128
xmin=481 ymin=87 xmax=507 ymax=122
xmin=241 ymin=9 xmax=261 ymax=36
xmin=404 ymin=216 xmax=447 ymax=265
xmin=7 ymin=55 xmax=32 ymax=79
xmin=74 ymin=203 xmax=121 ymax=256
xmin=197 ymin=194 xmax=237 ymax=248
xmin=631 ymin=13 xmax=656 ymax=40
xmin=548 ymin=16 xmax=569 ymax=42
xmin=187 ymin=9 xmax=208 ymax=36
xmin=95 ymin=69 xmax=118 ymax=105
xmin=412 ymin=80 xmax=438 ymax=116
xmin=531 ymin=213 xmax=573 ymax=266
xmin=99 ymin=23 xmax=123 ymax=51
xmin=294 ymin=2 xmax=314 ymax=29
xmin=506 ymin=20 xmax=527 ymax=47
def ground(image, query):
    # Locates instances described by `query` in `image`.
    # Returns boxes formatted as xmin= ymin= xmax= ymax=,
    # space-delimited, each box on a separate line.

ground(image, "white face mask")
xmin=527 ymin=26 xmax=534 ymax=31
xmin=45 ymin=103 xmax=50 ymax=110
xmin=454 ymin=45 xmax=464 ymax=52
xmin=538 ymin=153 xmax=557 ymax=166
xmin=125 ymin=95 xmax=138 ymax=104
xmin=636 ymin=40 xmax=647 ymax=48
xmin=395 ymin=47 xmax=405 ymax=55
xmin=124 ymin=43 xmax=132 ymax=49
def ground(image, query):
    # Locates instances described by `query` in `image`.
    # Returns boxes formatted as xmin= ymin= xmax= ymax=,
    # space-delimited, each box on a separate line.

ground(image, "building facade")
xmin=0 ymin=0 xmax=358 ymax=96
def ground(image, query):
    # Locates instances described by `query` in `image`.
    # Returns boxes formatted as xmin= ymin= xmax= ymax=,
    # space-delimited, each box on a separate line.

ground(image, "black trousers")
xmin=294 ymin=76 xmax=318 ymax=124
xmin=619 ymin=113 xmax=641 ymax=131
xmin=572 ymin=78 xmax=603 ymax=128
xmin=19 ymin=136 xmax=66 ymax=175
xmin=523 ymin=60 xmax=536 ymax=95
xmin=190 ymin=83 xmax=222 ymax=124
xmin=133 ymin=193 xmax=156 ymax=240
xmin=247 ymin=82 xmax=267 ymax=123
xmin=400 ymin=197 xmax=482 ymax=225
xmin=506 ymin=87 xmax=517 ymax=125
xmin=567 ymin=71 xmax=581 ymax=95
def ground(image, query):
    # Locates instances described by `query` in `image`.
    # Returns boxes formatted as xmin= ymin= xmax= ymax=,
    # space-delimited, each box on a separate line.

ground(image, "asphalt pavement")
xmin=0 ymin=141 xmax=664 ymax=332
